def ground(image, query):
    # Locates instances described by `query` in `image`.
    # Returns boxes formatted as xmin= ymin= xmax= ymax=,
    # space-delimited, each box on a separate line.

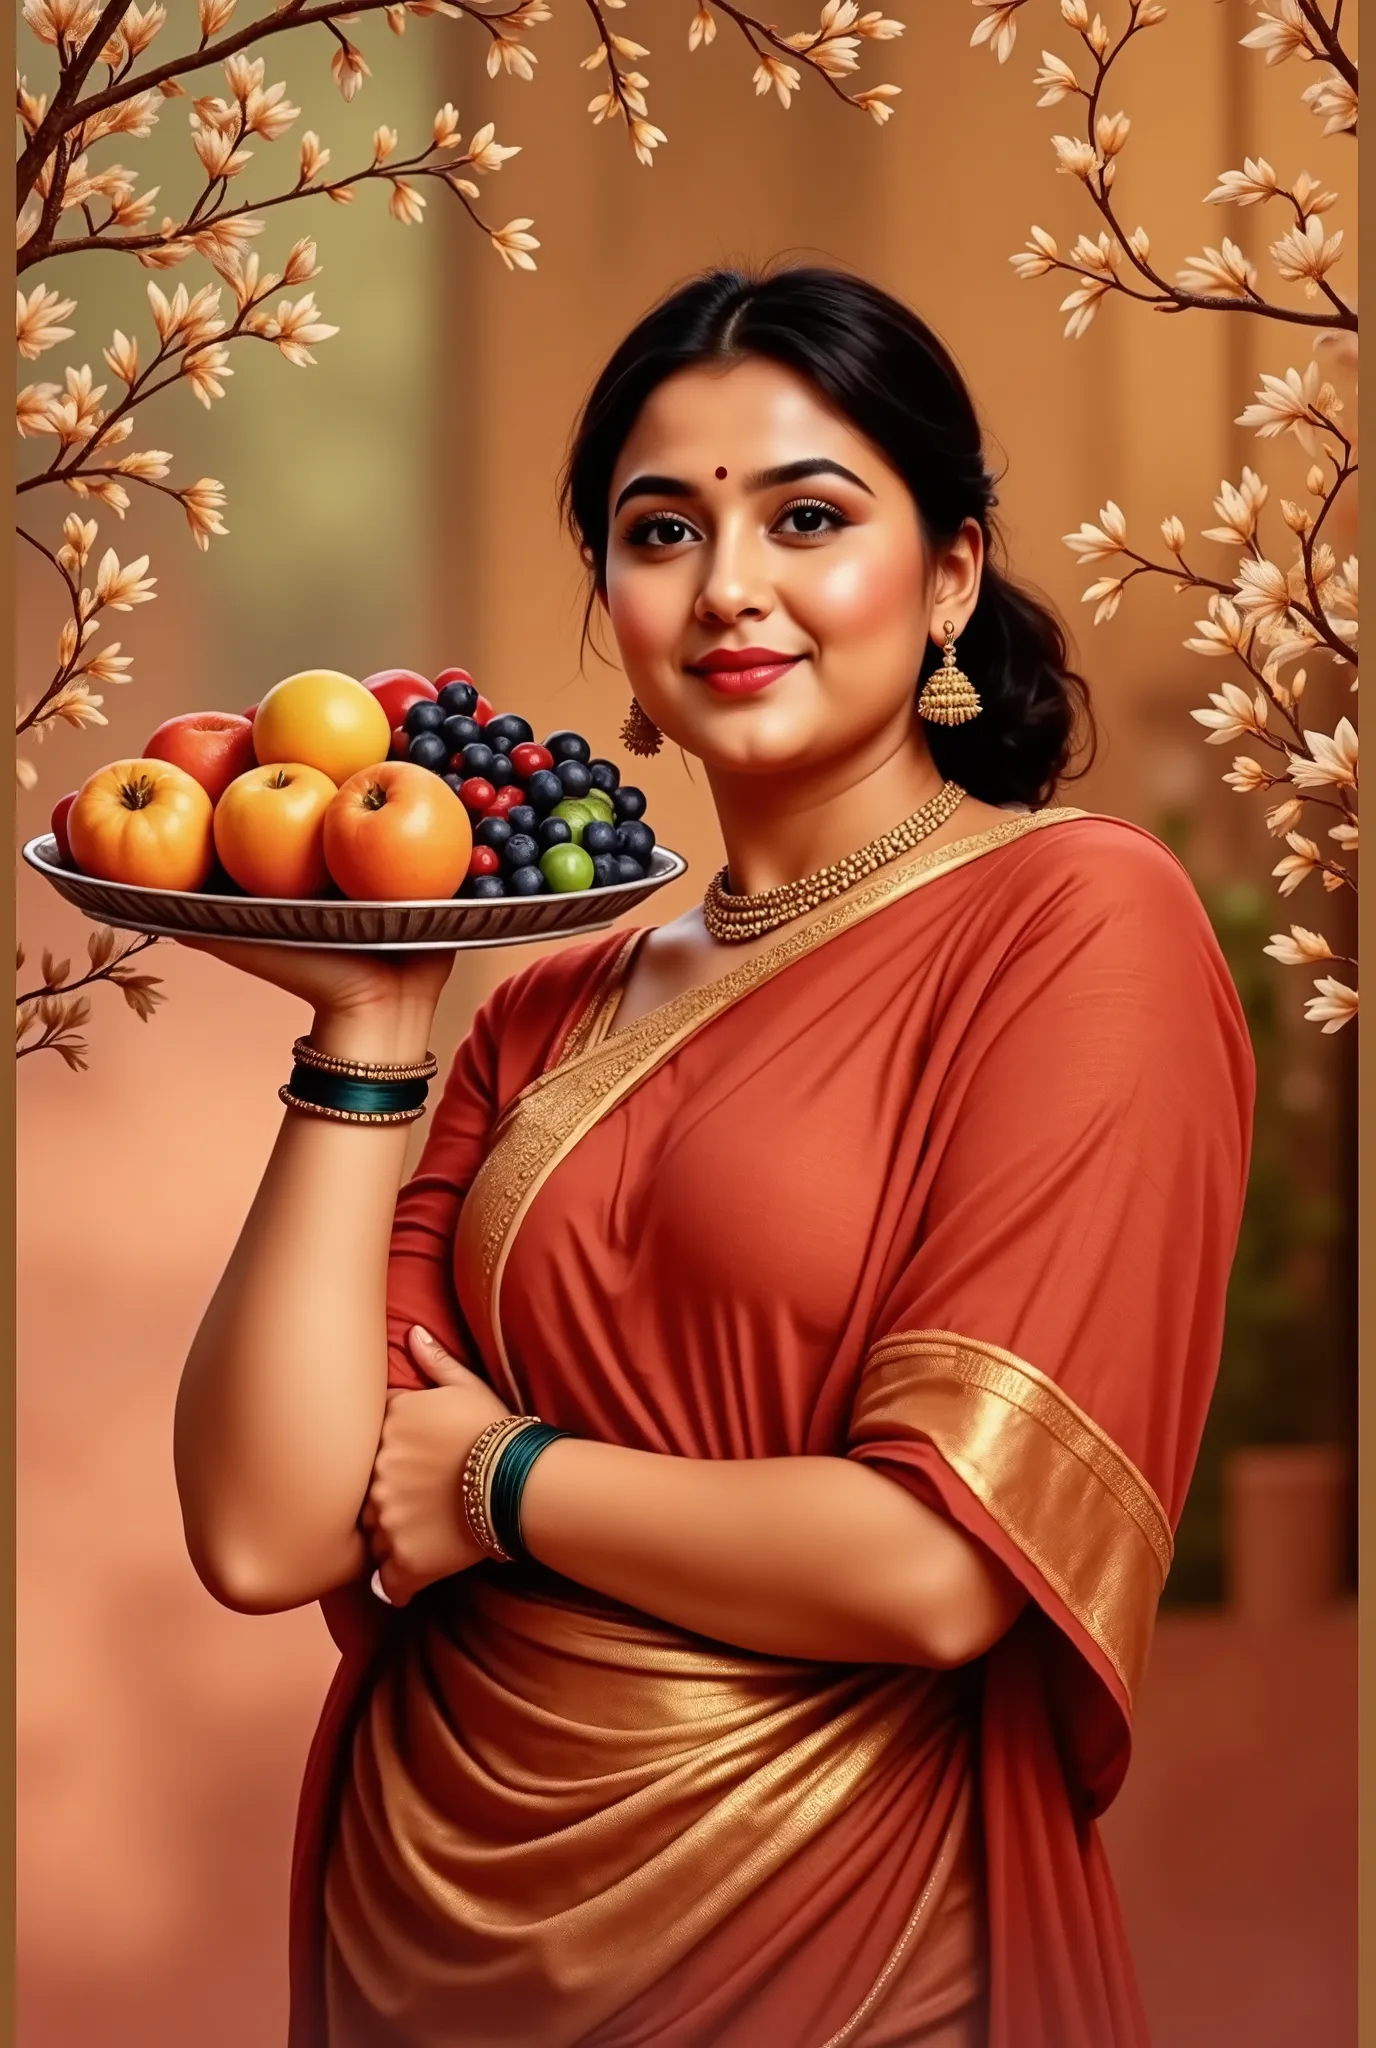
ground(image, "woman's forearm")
xmin=519 ymin=1441 xmax=1027 ymax=1667
xmin=172 ymin=1001 xmax=434 ymax=1614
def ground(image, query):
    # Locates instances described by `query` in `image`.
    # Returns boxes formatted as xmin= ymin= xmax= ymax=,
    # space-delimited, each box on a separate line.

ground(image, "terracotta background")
xmin=16 ymin=2 xmax=1355 ymax=2042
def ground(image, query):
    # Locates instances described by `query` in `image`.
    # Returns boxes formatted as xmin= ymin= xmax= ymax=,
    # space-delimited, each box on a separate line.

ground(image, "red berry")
xmin=458 ymin=776 xmax=496 ymax=813
xmin=473 ymin=694 xmax=495 ymax=726
xmin=484 ymin=784 xmax=526 ymax=818
xmin=433 ymin=666 xmax=475 ymax=693
xmin=510 ymin=742 xmax=553 ymax=780
xmin=467 ymin=844 xmax=501 ymax=879
xmin=389 ymin=723 xmax=410 ymax=760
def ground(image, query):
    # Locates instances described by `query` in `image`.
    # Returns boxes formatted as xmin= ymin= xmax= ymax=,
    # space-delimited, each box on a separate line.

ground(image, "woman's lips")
xmin=688 ymin=653 xmax=804 ymax=696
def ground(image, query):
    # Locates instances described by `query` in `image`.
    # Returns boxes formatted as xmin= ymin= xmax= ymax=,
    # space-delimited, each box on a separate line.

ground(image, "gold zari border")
xmin=459 ymin=808 xmax=1088 ymax=1401
xmin=853 ymin=1330 xmax=1173 ymax=1703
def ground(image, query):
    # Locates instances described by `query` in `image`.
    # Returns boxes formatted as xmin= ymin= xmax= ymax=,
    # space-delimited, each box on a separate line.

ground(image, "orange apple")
xmin=253 ymin=669 xmax=391 ymax=785
xmin=324 ymin=761 xmax=473 ymax=901
xmin=144 ymin=710 xmax=256 ymax=805
xmin=214 ymin=761 xmax=338 ymax=898
xmin=68 ymin=759 xmax=215 ymax=891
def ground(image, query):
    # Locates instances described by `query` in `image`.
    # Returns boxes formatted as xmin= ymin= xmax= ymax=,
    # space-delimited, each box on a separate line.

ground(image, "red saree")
xmin=285 ymin=807 xmax=1254 ymax=2048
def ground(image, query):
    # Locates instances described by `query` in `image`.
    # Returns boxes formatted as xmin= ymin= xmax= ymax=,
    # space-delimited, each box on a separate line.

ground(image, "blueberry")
xmin=525 ymin=769 xmax=565 ymax=815
xmin=474 ymin=816 xmax=513 ymax=851
xmin=507 ymin=864 xmax=545 ymax=897
xmin=582 ymin=819 xmax=619 ymax=857
xmin=506 ymin=804 xmax=538 ymax=836
xmin=459 ymin=742 xmax=495 ymax=779
xmin=441 ymin=714 xmax=482 ymax=752
xmin=404 ymin=699 xmax=447 ymax=737
xmin=614 ymin=855 xmax=646 ymax=885
xmin=556 ymin=759 xmax=592 ymax=798
xmin=464 ymin=874 xmax=506 ymax=900
xmin=503 ymin=832 xmax=540 ymax=872
xmin=437 ymin=680 xmax=479 ymax=717
xmin=617 ymin=820 xmax=656 ymax=865
xmin=545 ymin=729 xmax=592 ymax=765
xmin=408 ymin=731 xmax=448 ymax=771
xmin=612 ymin=785 xmax=647 ymax=822
xmin=537 ymin=817 xmax=572 ymax=851
xmin=484 ymin=713 xmax=534 ymax=750
xmin=590 ymin=853 xmax=619 ymax=890
xmin=587 ymin=758 xmax=620 ymax=794
xmin=488 ymin=753 xmax=518 ymax=790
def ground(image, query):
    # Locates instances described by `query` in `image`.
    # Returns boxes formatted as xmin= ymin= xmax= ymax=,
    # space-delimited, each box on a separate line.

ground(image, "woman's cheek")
xmin=792 ymin=542 xmax=925 ymax=650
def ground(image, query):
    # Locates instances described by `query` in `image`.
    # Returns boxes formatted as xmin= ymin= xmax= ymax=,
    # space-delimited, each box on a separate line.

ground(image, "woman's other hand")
xmin=361 ymin=1326 xmax=512 ymax=1606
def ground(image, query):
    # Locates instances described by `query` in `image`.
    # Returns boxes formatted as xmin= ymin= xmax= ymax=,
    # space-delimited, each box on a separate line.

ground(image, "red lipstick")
xmin=688 ymin=647 xmax=804 ymax=696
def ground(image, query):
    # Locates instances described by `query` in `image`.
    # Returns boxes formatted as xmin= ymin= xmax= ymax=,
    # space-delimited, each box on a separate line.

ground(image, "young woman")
xmin=173 ymin=266 xmax=1254 ymax=2048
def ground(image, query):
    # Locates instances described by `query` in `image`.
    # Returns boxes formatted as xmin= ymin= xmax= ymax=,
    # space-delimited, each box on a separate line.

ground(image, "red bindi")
xmin=715 ymin=466 xmax=728 ymax=479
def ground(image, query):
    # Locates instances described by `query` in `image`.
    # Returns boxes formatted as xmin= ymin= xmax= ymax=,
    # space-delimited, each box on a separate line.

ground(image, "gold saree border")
xmin=853 ymin=1330 xmax=1172 ymax=1703
xmin=459 ymin=806 xmax=1089 ymax=1401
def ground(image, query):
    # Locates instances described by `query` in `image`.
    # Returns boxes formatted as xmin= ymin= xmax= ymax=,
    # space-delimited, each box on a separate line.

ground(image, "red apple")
xmin=51 ymin=790 xmax=78 ymax=866
xmin=433 ymin=667 xmax=474 ymax=694
xmin=364 ymin=668 xmax=438 ymax=730
xmin=241 ymin=703 xmax=258 ymax=723
xmin=389 ymin=723 xmax=411 ymax=761
xmin=144 ymin=710 xmax=257 ymax=805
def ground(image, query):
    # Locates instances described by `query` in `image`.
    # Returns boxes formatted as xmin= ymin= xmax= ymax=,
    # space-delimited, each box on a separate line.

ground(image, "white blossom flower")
xmin=331 ymin=41 xmax=370 ymax=101
xmin=299 ymin=131 xmax=330 ymax=181
xmin=1287 ymin=718 xmax=1357 ymax=791
xmin=1239 ymin=0 xmax=1313 ymax=65
xmin=16 ymin=382 xmax=61 ymax=436
xmin=1272 ymin=830 xmax=1323 ymax=897
xmin=1236 ymin=362 xmax=1329 ymax=455
xmin=1010 ymin=226 xmax=1059 ymax=279
xmin=181 ymin=478 xmax=228 ymax=550
xmin=388 ymin=178 xmax=426 ymax=225
xmin=433 ymin=103 xmax=461 ymax=148
xmin=1176 ymin=238 xmax=1256 ymax=299
xmin=754 ymin=58 xmax=802 ymax=107
xmin=1262 ymin=925 xmax=1333 ymax=966
xmin=198 ymin=0 xmax=236 ymax=34
xmin=1265 ymin=795 xmax=1304 ymax=837
xmin=1300 ymin=71 xmax=1357 ymax=136
xmin=1081 ymin=575 xmax=1124 ymax=624
xmin=183 ymin=342 xmax=232 ymax=406
xmin=688 ymin=5 xmax=715 ymax=50
xmin=1191 ymin=680 xmax=1269 ymax=744
xmin=1233 ymin=558 xmax=1293 ymax=628
xmin=1206 ymin=157 xmax=1279 ymax=206
xmin=969 ymin=0 xmax=1020 ymax=63
xmin=1063 ymin=501 xmax=1126 ymax=561
xmin=1059 ymin=276 xmax=1109 ymax=339
xmin=16 ymin=284 xmax=77 ymax=360
xmin=1223 ymin=755 xmax=1270 ymax=794
xmin=1270 ymin=216 xmax=1345 ymax=296
xmin=1033 ymin=52 xmax=1079 ymax=105
xmin=466 ymin=123 xmax=520 ymax=173
xmin=486 ymin=36 xmax=537 ymax=80
xmin=852 ymin=83 xmax=900 ymax=123
xmin=1303 ymin=977 xmax=1357 ymax=1033
xmin=490 ymin=218 xmax=540 ymax=271
xmin=1160 ymin=515 xmax=1186 ymax=554
xmin=271 ymin=292 xmax=339 ymax=364
xmin=1052 ymin=135 xmax=1098 ymax=182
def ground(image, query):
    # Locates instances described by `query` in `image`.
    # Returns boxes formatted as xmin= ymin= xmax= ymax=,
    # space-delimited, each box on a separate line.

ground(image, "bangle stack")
xmin=279 ymin=1035 xmax=438 ymax=1126
xmin=461 ymin=1415 xmax=571 ymax=1564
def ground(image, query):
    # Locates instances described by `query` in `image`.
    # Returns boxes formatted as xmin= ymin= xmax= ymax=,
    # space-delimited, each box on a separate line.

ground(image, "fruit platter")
xmin=21 ymin=664 xmax=685 ymax=951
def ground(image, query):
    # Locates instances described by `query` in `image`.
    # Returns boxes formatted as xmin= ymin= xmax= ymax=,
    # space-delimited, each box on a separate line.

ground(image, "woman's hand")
xmin=361 ymin=1326 xmax=511 ymax=1606
xmin=174 ymin=934 xmax=457 ymax=1030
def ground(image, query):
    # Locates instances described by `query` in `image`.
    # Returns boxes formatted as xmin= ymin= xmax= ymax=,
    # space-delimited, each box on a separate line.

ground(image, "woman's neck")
xmin=705 ymin=737 xmax=952 ymax=898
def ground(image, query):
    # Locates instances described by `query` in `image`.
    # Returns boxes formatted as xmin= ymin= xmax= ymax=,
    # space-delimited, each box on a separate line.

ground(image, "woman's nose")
xmin=693 ymin=526 xmax=774 ymax=627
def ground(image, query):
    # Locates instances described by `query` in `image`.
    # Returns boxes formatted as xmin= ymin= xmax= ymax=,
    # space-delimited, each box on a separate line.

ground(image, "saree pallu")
xmin=287 ymin=807 xmax=1254 ymax=2048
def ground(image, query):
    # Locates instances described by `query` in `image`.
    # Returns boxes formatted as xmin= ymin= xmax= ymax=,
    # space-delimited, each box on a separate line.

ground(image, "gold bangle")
xmin=292 ymin=1034 xmax=438 ymax=1082
xmin=461 ymin=1415 xmax=542 ymax=1562
xmin=278 ymin=1084 xmax=428 ymax=1127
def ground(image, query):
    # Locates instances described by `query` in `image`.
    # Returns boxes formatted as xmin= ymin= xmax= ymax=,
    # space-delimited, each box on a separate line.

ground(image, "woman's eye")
xmin=774 ymin=498 xmax=846 ymax=540
xmin=626 ymin=513 xmax=699 ymax=549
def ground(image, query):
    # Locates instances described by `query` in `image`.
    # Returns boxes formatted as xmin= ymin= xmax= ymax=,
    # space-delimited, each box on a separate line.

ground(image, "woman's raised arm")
xmin=172 ymin=941 xmax=452 ymax=1614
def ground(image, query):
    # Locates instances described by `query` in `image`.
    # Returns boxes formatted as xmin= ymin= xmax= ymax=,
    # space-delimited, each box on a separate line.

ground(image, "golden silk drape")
xmin=288 ymin=808 xmax=1253 ymax=2048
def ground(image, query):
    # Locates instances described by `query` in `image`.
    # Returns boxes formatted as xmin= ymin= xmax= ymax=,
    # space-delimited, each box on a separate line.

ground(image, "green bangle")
xmin=488 ymin=1422 xmax=571 ymax=1563
xmin=282 ymin=1062 xmax=429 ymax=1121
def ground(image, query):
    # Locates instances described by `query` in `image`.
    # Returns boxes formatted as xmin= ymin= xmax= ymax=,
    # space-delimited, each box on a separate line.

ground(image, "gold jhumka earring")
xmin=916 ymin=621 xmax=982 ymax=726
xmin=619 ymin=696 xmax=663 ymax=757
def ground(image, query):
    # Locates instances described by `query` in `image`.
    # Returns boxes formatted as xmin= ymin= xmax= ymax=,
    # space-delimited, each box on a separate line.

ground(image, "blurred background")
xmin=16 ymin=1 xmax=1355 ymax=2042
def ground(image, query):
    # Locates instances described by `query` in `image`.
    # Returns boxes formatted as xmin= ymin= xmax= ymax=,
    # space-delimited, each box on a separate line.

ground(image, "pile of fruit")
xmin=48 ymin=666 xmax=659 ymax=903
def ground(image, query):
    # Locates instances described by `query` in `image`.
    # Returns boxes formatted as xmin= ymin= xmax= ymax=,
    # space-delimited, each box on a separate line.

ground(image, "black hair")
xmin=559 ymin=263 xmax=1095 ymax=809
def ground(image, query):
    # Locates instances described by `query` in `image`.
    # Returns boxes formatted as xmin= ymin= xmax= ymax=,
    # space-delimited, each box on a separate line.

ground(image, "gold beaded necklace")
xmin=702 ymin=779 xmax=967 ymax=943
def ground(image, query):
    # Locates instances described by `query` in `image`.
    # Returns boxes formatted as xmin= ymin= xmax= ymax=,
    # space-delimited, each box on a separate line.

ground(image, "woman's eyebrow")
xmin=613 ymin=457 xmax=874 ymax=518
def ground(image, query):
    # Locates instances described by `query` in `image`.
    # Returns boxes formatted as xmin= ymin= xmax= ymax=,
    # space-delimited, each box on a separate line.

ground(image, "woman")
xmin=174 ymin=265 xmax=1254 ymax=2048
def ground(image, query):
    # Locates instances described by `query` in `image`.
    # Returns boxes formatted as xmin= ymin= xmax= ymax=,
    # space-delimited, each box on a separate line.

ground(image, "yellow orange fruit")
xmin=252 ymin=668 xmax=391 ymax=785
xmin=68 ymin=758 xmax=215 ymax=891
xmin=214 ymin=761 xmax=338 ymax=898
xmin=324 ymin=761 xmax=473 ymax=901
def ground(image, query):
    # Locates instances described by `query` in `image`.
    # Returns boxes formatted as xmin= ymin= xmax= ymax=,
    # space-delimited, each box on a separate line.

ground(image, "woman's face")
xmin=601 ymin=356 xmax=981 ymax=779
